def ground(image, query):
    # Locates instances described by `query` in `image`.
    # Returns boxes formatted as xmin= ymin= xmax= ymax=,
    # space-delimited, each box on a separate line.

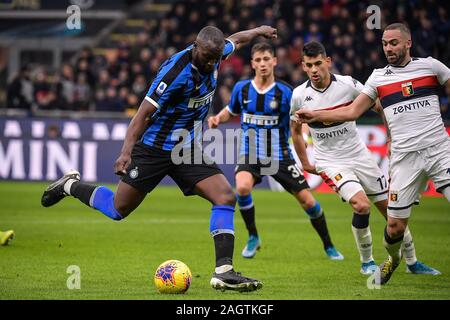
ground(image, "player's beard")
xmin=386 ymin=47 xmax=408 ymax=66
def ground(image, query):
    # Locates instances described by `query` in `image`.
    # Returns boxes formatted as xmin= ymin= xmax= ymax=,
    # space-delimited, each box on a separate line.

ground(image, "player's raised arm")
xmin=295 ymin=92 xmax=374 ymax=124
xmin=114 ymin=99 xmax=157 ymax=175
xmin=227 ymin=25 xmax=277 ymax=51
xmin=372 ymin=99 xmax=392 ymax=157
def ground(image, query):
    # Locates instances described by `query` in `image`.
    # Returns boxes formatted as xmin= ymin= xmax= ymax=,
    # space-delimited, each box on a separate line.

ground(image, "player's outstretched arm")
xmin=296 ymin=92 xmax=374 ymax=124
xmin=208 ymin=107 xmax=234 ymax=129
xmin=290 ymin=120 xmax=317 ymax=175
xmin=114 ymin=99 xmax=158 ymax=175
xmin=372 ymin=99 xmax=392 ymax=157
xmin=227 ymin=25 xmax=277 ymax=50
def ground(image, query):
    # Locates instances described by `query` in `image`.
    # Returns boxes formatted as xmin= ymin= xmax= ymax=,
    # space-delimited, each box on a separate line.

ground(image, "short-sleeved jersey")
xmin=142 ymin=39 xmax=235 ymax=151
xmin=290 ymin=74 xmax=368 ymax=165
xmin=227 ymin=79 xmax=294 ymax=161
xmin=362 ymin=57 xmax=450 ymax=152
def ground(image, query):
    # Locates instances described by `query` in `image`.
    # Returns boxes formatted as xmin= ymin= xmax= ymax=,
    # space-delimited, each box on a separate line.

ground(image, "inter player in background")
xmin=296 ymin=23 xmax=450 ymax=285
xmin=291 ymin=41 xmax=439 ymax=275
xmin=41 ymin=25 xmax=277 ymax=292
xmin=0 ymin=230 xmax=14 ymax=245
xmin=208 ymin=42 xmax=344 ymax=261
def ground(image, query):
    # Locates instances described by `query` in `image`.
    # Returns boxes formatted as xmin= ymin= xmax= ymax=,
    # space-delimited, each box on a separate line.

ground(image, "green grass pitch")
xmin=0 ymin=181 xmax=449 ymax=300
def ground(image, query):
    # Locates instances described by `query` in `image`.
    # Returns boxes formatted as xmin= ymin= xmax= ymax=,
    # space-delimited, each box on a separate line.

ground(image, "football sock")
xmin=351 ymin=213 xmax=374 ymax=263
xmin=213 ymin=233 xmax=234 ymax=271
xmin=304 ymin=201 xmax=323 ymax=219
xmin=442 ymin=187 xmax=450 ymax=201
xmin=66 ymin=180 xmax=96 ymax=206
xmin=210 ymin=205 xmax=235 ymax=270
xmin=401 ymin=226 xmax=417 ymax=265
xmin=383 ymin=227 xmax=403 ymax=264
xmin=306 ymin=203 xmax=333 ymax=249
xmin=237 ymin=193 xmax=257 ymax=237
xmin=68 ymin=181 xmax=123 ymax=221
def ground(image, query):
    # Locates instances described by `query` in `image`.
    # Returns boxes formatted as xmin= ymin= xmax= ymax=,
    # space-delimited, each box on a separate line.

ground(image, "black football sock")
xmin=240 ymin=206 xmax=258 ymax=237
xmin=213 ymin=233 xmax=234 ymax=268
xmin=69 ymin=181 xmax=98 ymax=207
xmin=237 ymin=193 xmax=258 ymax=237
xmin=310 ymin=213 xmax=334 ymax=249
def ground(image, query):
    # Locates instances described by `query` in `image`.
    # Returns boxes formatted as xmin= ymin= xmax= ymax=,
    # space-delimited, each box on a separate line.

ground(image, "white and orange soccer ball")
xmin=154 ymin=260 xmax=192 ymax=294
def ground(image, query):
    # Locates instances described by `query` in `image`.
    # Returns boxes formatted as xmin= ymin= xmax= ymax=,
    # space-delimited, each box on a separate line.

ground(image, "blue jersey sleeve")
xmin=222 ymin=39 xmax=236 ymax=60
xmin=227 ymin=83 xmax=242 ymax=115
xmin=145 ymin=58 xmax=186 ymax=110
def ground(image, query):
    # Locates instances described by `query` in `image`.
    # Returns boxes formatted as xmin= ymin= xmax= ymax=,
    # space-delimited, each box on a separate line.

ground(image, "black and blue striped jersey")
xmin=227 ymin=79 xmax=294 ymax=161
xmin=142 ymin=39 xmax=235 ymax=151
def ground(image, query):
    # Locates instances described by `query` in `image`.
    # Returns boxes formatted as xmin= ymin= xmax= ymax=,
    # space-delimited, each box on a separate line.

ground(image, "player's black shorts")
xmin=121 ymin=142 xmax=223 ymax=196
xmin=235 ymin=157 xmax=310 ymax=194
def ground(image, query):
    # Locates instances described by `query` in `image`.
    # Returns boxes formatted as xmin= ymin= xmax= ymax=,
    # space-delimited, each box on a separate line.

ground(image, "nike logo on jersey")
xmin=243 ymin=99 xmax=252 ymax=104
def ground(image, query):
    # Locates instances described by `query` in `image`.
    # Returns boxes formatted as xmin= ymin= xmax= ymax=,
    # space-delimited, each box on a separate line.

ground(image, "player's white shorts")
xmin=387 ymin=138 xmax=450 ymax=219
xmin=316 ymin=149 xmax=388 ymax=203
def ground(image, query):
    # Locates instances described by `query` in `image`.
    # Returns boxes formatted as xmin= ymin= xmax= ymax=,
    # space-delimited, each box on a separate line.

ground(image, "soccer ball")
xmin=154 ymin=260 xmax=192 ymax=294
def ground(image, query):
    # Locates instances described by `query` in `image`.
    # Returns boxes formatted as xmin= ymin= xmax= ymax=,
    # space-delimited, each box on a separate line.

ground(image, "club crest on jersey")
xmin=334 ymin=174 xmax=342 ymax=181
xmin=156 ymin=82 xmax=168 ymax=96
xmin=401 ymin=82 xmax=414 ymax=97
xmin=390 ymin=192 xmax=398 ymax=202
xmin=269 ymin=98 xmax=278 ymax=109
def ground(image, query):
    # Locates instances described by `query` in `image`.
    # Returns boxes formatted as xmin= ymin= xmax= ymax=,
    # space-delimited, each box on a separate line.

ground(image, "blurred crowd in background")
xmin=5 ymin=0 xmax=450 ymax=122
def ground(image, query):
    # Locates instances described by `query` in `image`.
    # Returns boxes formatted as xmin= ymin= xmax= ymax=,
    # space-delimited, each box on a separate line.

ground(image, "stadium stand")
xmin=0 ymin=0 xmax=449 ymax=124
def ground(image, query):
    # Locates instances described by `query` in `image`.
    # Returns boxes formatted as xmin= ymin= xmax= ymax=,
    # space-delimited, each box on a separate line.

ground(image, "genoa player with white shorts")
xmin=296 ymin=24 xmax=450 ymax=285
xmin=291 ymin=40 xmax=439 ymax=276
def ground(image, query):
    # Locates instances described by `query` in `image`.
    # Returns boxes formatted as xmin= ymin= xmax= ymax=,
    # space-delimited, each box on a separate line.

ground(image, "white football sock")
xmin=383 ymin=234 xmax=403 ymax=265
xmin=442 ymin=187 xmax=450 ymax=201
xmin=352 ymin=226 xmax=374 ymax=263
xmin=401 ymin=226 xmax=417 ymax=265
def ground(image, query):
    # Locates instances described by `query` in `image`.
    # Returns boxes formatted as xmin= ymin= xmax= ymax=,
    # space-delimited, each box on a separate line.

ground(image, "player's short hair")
xmin=251 ymin=42 xmax=274 ymax=58
xmin=384 ymin=23 xmax=411 ymax=38
xmin=302 ymin=41 xmax=327 ymax=58
xmin=197 ymin=26 xmax=225 ymax=49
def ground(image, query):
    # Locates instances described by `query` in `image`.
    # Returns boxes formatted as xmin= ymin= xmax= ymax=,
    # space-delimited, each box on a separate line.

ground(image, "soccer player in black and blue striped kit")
xmin=209 ymin=42 xmax=343 ymax=260
xmin=41 ymin=25 xmax=277 ymax=292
